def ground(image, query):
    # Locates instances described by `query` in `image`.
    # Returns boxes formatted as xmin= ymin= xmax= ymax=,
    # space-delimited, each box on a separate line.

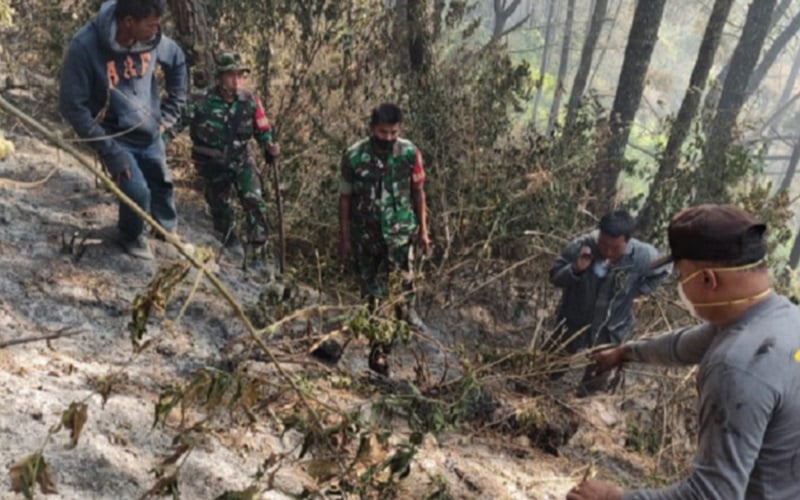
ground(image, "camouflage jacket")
xmin=185 ymin=86 xmax=273 ymax=166
xmin=340 ymin=137 xmax=426 ymax=249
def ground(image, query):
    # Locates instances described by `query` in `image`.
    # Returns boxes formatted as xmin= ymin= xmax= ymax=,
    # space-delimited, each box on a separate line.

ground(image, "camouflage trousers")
xmin=197 ymin=158 xmax=269 ymax=244
xmin=353 ymin=239 xmax=415 ymax=302
xmin=354 ymin=237 xmax=415 ymax=357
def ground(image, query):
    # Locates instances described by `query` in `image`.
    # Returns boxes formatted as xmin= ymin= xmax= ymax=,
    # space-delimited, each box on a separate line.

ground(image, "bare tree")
xmin=777 ymin=135 xmax=800 ymax=193
xmin=702 ymin=0 xmax=790 ymax=130
xmin=491 ymin=0 xmax=530 ymax=43
xmin=637 ymin=0 xmax=735 ymax=235
xmin=698 ymin=0 xmax=778 ymax=202
xmin=531 ymin=0 xmax=555 ymax=127
xmin=746 ymin=10 xmax=800 ymax=97
xmin=165 ymin=0 xmax=214 ymax=88
xmin=789 ymin=221 xmax=800 ymax=269
xmin=589 ymin=0 xmax=623 ymax=88
xmin=407 ymin=0 xmax=431 ymax=75
xmin=547 ymin=0 xmax=575 ymax=134
xmin=564 ymin=0 xmax=608 ymax=131
xmin=593 ymin=0 xmax=667 ymax=213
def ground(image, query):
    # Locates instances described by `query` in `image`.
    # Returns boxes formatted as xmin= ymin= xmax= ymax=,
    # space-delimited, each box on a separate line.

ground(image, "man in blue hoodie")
xmin=59 ymin=0 xmax=187 ymax=260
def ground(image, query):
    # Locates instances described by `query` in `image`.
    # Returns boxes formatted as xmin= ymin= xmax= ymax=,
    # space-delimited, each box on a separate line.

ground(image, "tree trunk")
xmin=547 ymin=0 xmax=575 ymax=134
xmin=491 ymin=0 xmax=529 ymax=43
xmin=745 ymin=10 xmax=800 ymax=97
xmin=789 ymin=222 xmax=800 ymax=269
xmin=702 ymin=0 xmax=787 ymax=133
xmin=697 ymin=0 xmax=777 ymax=203
xmin=165 ymin=0 xmax=214 ymax=89
xmin=589 ymin=0 xmax=623 ymax=88
xmin=564 ymin=0 xmax=608 ymax=131
xmin=531 ymin=0 xmax=555 ymax=127
xmin=759 ymin=51 xmax=800 ymax=138
xmin=592 ymin=0 xmax=666 ymax=214
xmin=407 ymin=0 xmax=431 ymax=75
xmin=778 ymin=136 xmax=800 ymax=193
xmin=637 ymin=0 xmax=735 ymax=236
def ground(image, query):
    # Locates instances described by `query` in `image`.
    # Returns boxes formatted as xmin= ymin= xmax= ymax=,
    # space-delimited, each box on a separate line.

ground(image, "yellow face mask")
xmin=678 ymin=258 xmax=770 ymax=308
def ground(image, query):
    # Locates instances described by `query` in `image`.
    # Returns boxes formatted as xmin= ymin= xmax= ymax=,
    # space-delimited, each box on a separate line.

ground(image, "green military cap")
xmin=214 ymin=51 xmax=250 ymax=75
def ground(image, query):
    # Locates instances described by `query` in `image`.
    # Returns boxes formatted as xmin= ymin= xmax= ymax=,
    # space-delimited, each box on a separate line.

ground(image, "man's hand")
xmin=112 ymin=168 xmax=132 ymax=183
xmin=338 ymin=238 xmax=352 ymax=270
xmin=566 ymin=480 xmax=622 ymax=500
xmin=417 ymin=230 xmax=431 ymax=257
xmin=574 ymin=245 xmax=593 ymax=273
xmin=589 ymin=346 xmax=626 ymax=375
xmin=102 ymin=150 xmax=132 ymax=184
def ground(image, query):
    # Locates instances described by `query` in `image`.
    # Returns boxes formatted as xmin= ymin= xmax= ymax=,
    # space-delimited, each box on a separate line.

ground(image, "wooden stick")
xmin=0 ymin=327 xmax=84 ymax=349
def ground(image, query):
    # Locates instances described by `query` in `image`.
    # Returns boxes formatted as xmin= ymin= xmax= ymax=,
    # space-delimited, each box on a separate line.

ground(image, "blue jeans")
xmin=117 ymin=139 xmax=177 ymax=239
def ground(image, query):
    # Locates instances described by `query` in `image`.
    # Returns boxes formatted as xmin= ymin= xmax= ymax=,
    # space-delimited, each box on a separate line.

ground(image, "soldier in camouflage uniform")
xmin=185 ymin=51 xmax=280 ymax=250
xmin=338 ymin=103 xmax=430 ymax=375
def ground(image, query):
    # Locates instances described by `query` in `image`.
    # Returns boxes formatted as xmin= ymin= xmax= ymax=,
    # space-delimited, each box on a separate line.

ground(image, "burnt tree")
xmin=698 ymin=0 xmax=777 ymax=202
xmin=637 ymin=0 xmax=735 ymax=236
xmin=593 ymin=0 xmax=666 ymax=213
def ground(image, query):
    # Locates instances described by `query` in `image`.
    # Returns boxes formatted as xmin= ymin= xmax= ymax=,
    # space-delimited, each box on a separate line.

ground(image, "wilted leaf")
xmin=153 ymin=385 xmax=184 ymax=429
xmin=92 ymin=375 xmax=116 ymax=408
xmin=305 ymin=458 xmax=338 ymax=482
xmin=8 ymin=453 xmax=58 ymax=498
xmin=129 ymin=263 xmax=192 ymax=352
xmin=59 ymin=401 xmax=88 ymax=448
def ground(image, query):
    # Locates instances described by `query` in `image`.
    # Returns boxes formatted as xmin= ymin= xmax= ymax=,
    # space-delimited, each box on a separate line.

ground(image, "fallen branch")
xmin=0 ymin=93 xmax=329 ymax=448
xmin=0 ymin=327 xmax=84 ymax=349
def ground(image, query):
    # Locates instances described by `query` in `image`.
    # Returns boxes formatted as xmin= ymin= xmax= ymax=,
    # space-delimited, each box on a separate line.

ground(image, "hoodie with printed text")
xmin=58 ymin=0 xmax=187 ymax=157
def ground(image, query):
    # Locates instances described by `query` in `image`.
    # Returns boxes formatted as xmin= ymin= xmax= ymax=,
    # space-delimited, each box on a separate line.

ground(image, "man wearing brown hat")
xmin=567 ymin=204 xmax=800 ymax=500
xmin=182 ymin=51 xmax=280 ymax=254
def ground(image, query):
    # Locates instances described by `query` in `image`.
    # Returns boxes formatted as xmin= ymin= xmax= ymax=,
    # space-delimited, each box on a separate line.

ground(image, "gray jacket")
xmin=549 ymin=232 xmax=668 ymax=349
xmin=58 ymin=1 xmax=187 ymax=157
xmin=623 ymin=294 xmax=800 ymax=499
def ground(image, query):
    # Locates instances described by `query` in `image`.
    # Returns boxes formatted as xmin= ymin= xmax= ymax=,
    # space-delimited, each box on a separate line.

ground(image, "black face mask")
xmin=372 ymin=137 xmax=396 ymax=151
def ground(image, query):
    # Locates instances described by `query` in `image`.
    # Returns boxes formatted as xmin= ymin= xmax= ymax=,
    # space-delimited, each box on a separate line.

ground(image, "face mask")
xmin=677 ymin=258 xmax=771 ymax=313
xmin=373 ymin=137 xmax=396 ymax=151
xmin=592 ymin=260 xmax=609 ymax=278
xmin=677 ymin=282 xmax=700 ymax=319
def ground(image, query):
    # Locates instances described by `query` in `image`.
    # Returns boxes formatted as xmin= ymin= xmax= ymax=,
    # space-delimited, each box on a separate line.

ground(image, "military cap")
xmin=214 ymin=51 xmax=250 ymax=75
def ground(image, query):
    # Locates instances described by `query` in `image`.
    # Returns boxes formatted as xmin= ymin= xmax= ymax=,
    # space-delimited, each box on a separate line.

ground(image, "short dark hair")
xmin=599 ymin=210 xmax=634 ymax=240
xmin=370 ymin=103 xmax=403 ymax=126
xmin=115 ymin=0 xmax=165 ymax=21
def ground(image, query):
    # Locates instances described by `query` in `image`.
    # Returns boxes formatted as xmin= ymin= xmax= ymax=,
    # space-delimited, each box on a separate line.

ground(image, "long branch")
xmin=0 ymin=93 xmax=326 ymax=433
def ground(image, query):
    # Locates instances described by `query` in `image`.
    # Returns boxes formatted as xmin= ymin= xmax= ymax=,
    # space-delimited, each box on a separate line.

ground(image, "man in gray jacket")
xmin=59 ymin=0 xmax=187 ymax=259
xmin=567 ymin=204 xmax=800 ymax=500
xmin=549 ymin=210 xmax=669 ymax=396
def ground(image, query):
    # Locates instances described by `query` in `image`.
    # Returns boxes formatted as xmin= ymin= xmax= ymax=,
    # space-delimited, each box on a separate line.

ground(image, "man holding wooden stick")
xmin=183 ymin=51 xmax=280 ymax=262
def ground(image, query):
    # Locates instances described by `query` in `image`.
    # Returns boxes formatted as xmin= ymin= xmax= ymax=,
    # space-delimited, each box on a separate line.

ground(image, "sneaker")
xmin=119 ymin=235 xmax=154 ymax=260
